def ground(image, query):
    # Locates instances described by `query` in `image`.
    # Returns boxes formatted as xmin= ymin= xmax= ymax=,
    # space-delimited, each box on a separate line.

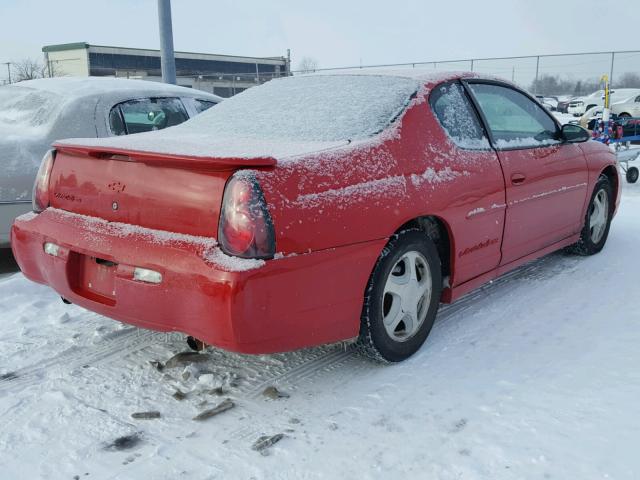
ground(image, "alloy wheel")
xmin=382 ymin=251 xmax=432 ymax=342
xmin=589 ymin=189 xmax=609 ymax=244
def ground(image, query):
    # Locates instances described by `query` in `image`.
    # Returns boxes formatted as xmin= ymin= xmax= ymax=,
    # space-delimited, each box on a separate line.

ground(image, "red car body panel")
xmin=11 ymin=208 xmax=385 ymax=352
xmin=11 ymin=73 xmax=621 ymax=354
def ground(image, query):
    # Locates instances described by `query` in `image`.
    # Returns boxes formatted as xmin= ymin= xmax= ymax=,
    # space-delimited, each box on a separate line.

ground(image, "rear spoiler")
xmin=54 ymin=143 xmax=277 ymax=171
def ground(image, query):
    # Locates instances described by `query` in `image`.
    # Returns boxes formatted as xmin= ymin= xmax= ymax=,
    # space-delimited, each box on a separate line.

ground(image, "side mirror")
xmin=561 ymin=123 xmax=590 ymax=143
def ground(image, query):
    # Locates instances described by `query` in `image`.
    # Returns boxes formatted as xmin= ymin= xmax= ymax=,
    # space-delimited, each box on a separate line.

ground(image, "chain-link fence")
xmin=293 ymin=50 xmax=640 ymax=97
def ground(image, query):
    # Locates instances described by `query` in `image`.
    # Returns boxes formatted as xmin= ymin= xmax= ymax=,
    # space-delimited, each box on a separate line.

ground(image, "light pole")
xmin=3 ymin=62 xmax=11 ymax=84
xmin=157 ymin=0 xmax=177 ymax=84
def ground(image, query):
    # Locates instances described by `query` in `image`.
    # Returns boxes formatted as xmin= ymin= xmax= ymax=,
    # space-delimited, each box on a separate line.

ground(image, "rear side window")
xmin=193 ymin=99 xmax=217 ymax=113
xmin=468 ymin=83 xmax=560 ymax=149
xmin=109 ymin=97 xmax=189 ymax=135
xmin=109 ymin=107 xmax=126 ymax=136
xmin=430 ymin=82 xmax=489 ymax=149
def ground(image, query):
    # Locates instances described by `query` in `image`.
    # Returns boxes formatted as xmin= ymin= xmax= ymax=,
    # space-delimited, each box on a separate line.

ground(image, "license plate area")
xmin=68 ymin=252 xmax=117 ymax=306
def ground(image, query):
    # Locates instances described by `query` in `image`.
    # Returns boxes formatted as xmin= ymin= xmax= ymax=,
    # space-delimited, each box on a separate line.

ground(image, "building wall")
xmin=45 ymin=49 xmax=89 ymax=77
xmin=42 ymin=43 xmax=289 ymax=96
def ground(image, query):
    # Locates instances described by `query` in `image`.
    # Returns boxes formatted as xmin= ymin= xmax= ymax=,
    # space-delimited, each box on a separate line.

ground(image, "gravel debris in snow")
xmin=131 ymin=411 xmax=161 ymax=420
xmin=251 ymin=433 xmax=285 ymax=455
xmin=192 ymin=398 xmax=235 ymax=421
xmin=262 ymin=386 xmax=290 ymax=399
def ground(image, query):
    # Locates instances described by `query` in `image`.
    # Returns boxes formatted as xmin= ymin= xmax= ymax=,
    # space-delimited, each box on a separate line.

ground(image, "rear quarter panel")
xmin=258 ymin=85 xmax=507 ymax=287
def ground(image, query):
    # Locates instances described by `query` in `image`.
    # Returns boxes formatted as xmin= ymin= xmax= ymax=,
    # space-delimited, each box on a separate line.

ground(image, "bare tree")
xmin=530 ymin=74 xmax=600 ymax=96
xmin=10 ymin=58 xmax=62 ymax=82
xmin=615 ymin=72 xmax=640 ymax=88
xmin=297 ymin=56 xmax=319 ymax=74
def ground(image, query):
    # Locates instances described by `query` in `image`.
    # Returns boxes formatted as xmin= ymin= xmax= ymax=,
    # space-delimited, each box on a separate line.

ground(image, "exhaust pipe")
xmin=186 ymin=336 xmax=206 ymax=351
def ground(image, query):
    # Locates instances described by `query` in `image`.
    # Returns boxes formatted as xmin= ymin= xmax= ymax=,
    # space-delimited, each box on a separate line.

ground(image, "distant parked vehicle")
xmin=568 ymin=88 xmax=640 ymax=116
xmin=610 ymin=93 xmax=640 ymax=118
xmin=0 ymin=77 xmax=221 ymax=247
xmin=578 ymin=95 xmax=640 ymax=129
xmin=556 ymin=96 xmax=574 ymax=113
xmin=535 ymin=95 xmax=558 ymax=111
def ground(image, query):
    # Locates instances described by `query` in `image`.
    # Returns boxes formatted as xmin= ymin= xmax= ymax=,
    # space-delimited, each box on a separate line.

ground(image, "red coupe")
xmin=11 ymin=71 xmax=620 ymax=362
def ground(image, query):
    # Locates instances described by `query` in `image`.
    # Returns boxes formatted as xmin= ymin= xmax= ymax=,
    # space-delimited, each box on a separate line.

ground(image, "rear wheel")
xmin=568 ymin=176 xmax=613 ymax=256
xmin=357 ymin=229 xmax=442 ymax=362
xmin=618 ymin=112 xmax=631 ymax=119
xmin=627 ymin=166 xmax=639 ymax=184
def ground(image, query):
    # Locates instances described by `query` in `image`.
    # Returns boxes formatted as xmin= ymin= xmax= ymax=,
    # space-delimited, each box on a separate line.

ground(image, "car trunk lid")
xmin=48 ymin=143 xmax=277 ymax=238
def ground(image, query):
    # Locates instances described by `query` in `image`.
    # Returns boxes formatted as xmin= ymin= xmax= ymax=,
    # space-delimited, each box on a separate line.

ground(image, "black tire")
xmin=357 ymin=229 xmax=442 ymax=362
xmin=568 ymin=176 xmax=613 ymax=256
xmin=626 ymin=166 xmax=639 ymax=184
xmin=618 ymin=113 xmax=632 ymax=119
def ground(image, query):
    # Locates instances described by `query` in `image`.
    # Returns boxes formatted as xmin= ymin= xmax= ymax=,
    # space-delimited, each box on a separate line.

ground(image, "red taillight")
xmin=218 ymin=173 xmax=275 ymax=259
xmin=32 ymin=149 xmax=56 ymax=213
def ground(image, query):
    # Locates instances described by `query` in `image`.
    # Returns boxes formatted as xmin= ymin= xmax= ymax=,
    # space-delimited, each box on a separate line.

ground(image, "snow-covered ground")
xmin=1 ymin=182 xmax=639 ymax=480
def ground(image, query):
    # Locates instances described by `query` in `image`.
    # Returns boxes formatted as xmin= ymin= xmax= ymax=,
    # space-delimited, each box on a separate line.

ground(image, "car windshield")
xmin=0 ymin=86 xmax=64 ymax=135
xmin=183 ymin=74 xmax=419 ymax=142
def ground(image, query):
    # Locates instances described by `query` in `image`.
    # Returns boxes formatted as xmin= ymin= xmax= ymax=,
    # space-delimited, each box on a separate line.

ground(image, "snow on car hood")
xmin=59 ymin=74 xmax=421 ymax=161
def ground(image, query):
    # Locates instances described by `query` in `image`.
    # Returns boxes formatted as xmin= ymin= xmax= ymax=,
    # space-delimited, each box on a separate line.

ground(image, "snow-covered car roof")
xmin=306 ymin=68 xmax=476 ymax=83
xmin=12 ymin=76 xmax=221 ymax=99
xmin=58 ymin=71 xmax=480 ymax=161
xmin=0 ymin=77 xmax=221 ymax=138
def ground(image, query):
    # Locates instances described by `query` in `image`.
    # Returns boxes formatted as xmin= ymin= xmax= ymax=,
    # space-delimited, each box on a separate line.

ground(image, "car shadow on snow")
xmin=0 ymin=248 xmax=19 ymax=279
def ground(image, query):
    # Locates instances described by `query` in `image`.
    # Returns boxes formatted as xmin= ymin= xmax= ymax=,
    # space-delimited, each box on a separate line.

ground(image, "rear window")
xmin=109 ymin=97 xmax=189 ymax=135
xmin=184 ymin=75 xmax=419 ymax=142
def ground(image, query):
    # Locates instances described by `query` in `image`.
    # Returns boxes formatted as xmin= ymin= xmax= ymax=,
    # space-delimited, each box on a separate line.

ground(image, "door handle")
xmin=511 ymin=173 xmax=526 ymax=185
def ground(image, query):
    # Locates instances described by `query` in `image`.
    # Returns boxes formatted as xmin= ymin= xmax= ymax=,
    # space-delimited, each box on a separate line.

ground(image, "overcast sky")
xmin=1 ymin=0 xmax=639 ymax=81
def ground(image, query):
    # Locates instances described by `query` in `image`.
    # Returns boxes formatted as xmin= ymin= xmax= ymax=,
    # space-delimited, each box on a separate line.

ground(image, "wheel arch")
xmin=394 ymin=215 xmax=454 ymax=282
xmin=600 ymin=164 xmax=619 ymax=209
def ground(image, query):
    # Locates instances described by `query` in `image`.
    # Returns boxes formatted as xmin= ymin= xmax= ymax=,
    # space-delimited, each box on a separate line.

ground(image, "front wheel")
xmin=568 ymin=176 xmax=613 ymax=256
xmin=357 ymin=229 xmax=442 ymax=362
xmin=627 ymin=166 xmax=639 ymax=184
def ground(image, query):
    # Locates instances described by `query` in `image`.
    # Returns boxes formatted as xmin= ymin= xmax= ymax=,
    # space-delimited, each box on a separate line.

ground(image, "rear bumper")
xmin=11 ymin=209 xmax=384 ymax=354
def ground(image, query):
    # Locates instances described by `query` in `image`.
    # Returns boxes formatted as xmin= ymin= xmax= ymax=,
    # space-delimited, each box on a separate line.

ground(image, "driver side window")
xmin=468 ymin=83 xmax=560 ymax=149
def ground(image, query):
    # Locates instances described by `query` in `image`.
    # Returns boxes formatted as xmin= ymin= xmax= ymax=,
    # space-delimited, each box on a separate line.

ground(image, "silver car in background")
xmin=0 ymin=77 xmax=222 ymax=246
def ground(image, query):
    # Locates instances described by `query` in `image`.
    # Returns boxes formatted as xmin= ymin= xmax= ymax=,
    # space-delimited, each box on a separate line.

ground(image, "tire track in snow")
xmin=224 ymin=252 xmax=577 ymax=441
xmin=0 ymin=251 xmax=577 ymax=446
xmin=0 ymin=327 xmax=156 ymax=394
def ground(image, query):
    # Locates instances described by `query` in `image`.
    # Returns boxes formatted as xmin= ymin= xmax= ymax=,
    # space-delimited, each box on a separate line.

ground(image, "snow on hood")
xmin=58 ymin=74 xmax=422 ymax=161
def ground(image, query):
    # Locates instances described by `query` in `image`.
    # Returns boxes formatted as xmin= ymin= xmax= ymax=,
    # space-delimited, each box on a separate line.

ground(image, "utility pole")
xmin=609 ymin=52 xmax=615 ymax=89
xmin=157 ymin=0 xmax=176 ymax=84
xmin=3 ymin=62 xmax=11 ymax=84
xmin=286 ymin=49 xmax=291 ymax=76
